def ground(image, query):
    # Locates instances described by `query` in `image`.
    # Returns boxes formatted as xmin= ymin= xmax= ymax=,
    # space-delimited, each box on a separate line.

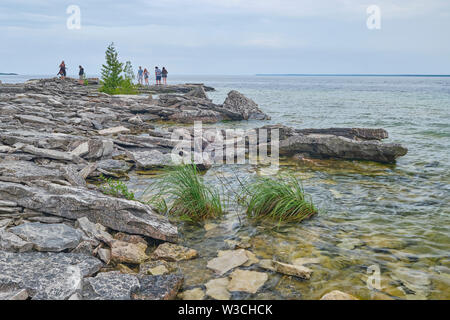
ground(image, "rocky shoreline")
xmin=0 ymin=77 xmax=407 ymax=300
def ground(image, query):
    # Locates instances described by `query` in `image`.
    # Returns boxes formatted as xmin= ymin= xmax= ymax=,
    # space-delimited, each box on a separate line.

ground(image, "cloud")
xmin=0 ymin=0 xmax=449 ymax=74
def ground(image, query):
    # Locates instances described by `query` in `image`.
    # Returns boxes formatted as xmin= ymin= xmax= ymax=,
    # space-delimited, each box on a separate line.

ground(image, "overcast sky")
xmin=1 ymin=0 xmax=449 ymax=75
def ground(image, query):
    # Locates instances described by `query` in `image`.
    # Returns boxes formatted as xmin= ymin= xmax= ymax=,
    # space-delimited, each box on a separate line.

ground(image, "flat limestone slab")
xmin=205 ymin=278 xmax=230 ymax=300
xmin=0 ymin=251 xmax=102 ymax=300
xmin=98 ymin=126 xmax=130 ymax=135
xmin=206 ymin=249 xmax=248 ymax=275
xmin=9 ymin=222 xmax=83 ymax=252
xmin=227 ymin=269 xmax=268 ymax=294
xmin=0 ymin=181 xmax=178 ymax=242
xmin=82 ymin=271 xmax=183 ymax=300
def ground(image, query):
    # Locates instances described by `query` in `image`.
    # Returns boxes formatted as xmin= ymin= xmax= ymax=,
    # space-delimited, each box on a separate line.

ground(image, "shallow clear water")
xmin=3 ymin=74 xmax=449 ymax=299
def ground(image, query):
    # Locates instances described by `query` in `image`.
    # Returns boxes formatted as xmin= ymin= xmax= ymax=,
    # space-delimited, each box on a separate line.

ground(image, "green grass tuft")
xmin=99 ymin=174 xmax=135 ymax=200
xmin=147 ymin=164 xmax=223 ymax=221
xmin=245 ymin=174 xmax=317 ymax=223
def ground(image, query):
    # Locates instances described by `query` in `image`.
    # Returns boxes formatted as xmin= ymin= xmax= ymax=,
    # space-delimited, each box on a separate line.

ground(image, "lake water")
xmin=3 ymin=74 xmax=449 ymax=299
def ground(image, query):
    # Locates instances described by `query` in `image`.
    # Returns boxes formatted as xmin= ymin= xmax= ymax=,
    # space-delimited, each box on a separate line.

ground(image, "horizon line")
xmin=255 ymin=73 xmax=450 ymax=77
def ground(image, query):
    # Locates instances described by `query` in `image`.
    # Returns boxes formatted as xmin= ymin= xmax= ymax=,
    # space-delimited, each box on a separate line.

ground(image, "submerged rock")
xmin=0 ymin=251 xmax=102 ymax=300
xmin=272 ymin=261 xmax=312 ymax=280
xmin=178 ymin=287 xmax=205 ymax=300
xmin=207 ymin=249 xmax=249 ymax=275
xmin=227 ymin=269 xmax=268 ymax=294
xmin=139 ymin=260 xmax=177 ymax=276
xmin=205 ymin=277 xmax=231 ymax=300
xmin=320 ymin=290 xmax=358 ymax=300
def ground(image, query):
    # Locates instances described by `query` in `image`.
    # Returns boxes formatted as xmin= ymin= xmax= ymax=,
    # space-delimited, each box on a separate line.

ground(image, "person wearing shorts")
xmin=144 ymin=68 xmax=149 ymax=86
xmin=162 ymin=67 xmax=168 ymax=85
xmin=155 ymin=66 xmax=162 ymax=85
xmin=137 ymin=66 xmax=144 ymax=85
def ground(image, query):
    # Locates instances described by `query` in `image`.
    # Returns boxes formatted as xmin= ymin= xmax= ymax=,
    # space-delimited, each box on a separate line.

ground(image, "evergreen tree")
xmin=100 ymin=42 xmax=124 ymax=93
xmin=123 ymin=61 xmax=135 ymax=81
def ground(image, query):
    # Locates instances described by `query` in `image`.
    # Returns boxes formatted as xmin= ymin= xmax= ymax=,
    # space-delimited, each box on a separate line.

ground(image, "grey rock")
xmin=82 ymin=271 xmax=183 ymax=300
xmin=61 ymin=165 xmax=86 ymax=187
xmin=279 ymin=133 xmax=408 ymax=163
xmin=184 ymin=86 xmax=209 ymax=100
xmin=0 ymin=229 xmax=34 ymax=252
xmin=0 ymin=251 xmax=102 ymax=300
xmin=75 ymin=217 xmax=114 ymax=245
xmin=97 ymin=248 xmax=111 ymax=264
xmin=221 ymin=90 xmax=270 ymax=120
xmin=82 ymin=271 xmax=140 ymax=300
xmin=28 ymin=216 xmax=65 ymax=224
xmin=71 ymin=241 xmax=95 ymax=255
xmin=0 ymin=160 xmax=66 ymax=182
xmin=0 ymin=206 xmax=21 ymax=214
xmin=131 ymin=149 xmax=174 ymax=169
xmin=9 ymin=222 xmax=84 ymax=252
xmin=132 ymin=274 xmax=183 ymax=300
xmin=20 ymin=144 xmax=83 ymax=163
xmin=0 ymin=285 xmax=29 ymax=300
xmin=0 ymin=181 xmax=178 ymax=242
xmin=0 ymin=200 xmax=17 ymax=207
xmin=96 ymin=159 xmax=133 ymax=174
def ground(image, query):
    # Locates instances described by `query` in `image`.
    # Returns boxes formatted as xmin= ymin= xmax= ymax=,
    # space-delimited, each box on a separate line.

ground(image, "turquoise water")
xmin=3 ymin=74 xmax=450 ymax=299
xmin=136 ymin=75 xmax=449 ymax=300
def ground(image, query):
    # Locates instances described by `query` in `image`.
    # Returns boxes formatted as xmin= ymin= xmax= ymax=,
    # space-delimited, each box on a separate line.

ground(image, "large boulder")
xmin=184 ymin=86 xmax=209 ymax=100
xmin=279 ymin=133 xmax=408 ymax=163
xmin=221 ymin=90 xmax=270 ymax=120
xmin=0 ymin=181 xmax=178 ymax=242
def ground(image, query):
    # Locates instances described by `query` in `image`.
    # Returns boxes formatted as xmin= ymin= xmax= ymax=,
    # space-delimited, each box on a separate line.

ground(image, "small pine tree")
xmin=100 ymin=42 xmax=124 ymax=94
xmin=123 ymin=61 xmax=135 ymax=81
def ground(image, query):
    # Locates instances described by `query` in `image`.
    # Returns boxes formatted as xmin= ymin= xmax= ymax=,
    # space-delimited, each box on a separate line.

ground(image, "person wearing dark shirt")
xmin=78 ymin=65 xmax=85 ymax=84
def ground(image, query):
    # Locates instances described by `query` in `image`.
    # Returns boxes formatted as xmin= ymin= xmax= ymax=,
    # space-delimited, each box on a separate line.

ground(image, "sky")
xmin=1 ymin=0 xmax=449 ymax=75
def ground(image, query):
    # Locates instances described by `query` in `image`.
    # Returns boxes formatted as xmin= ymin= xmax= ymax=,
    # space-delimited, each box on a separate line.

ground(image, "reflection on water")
xmin=125 ymin=76 xmax=450 ymax=300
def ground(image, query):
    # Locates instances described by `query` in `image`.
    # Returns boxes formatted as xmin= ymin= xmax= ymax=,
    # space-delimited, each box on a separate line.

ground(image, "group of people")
xmin=58 ymin=61 xmax=169 ymax=86
xmin=58 ymin=61 xmax=85 ymax=84
xmin=137 ymin=66 xmax=168 ymax=86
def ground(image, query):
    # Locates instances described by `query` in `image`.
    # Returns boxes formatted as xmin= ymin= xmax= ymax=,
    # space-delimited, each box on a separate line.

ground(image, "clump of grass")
xmin=245 ymin=174 xmax=317 ymax=223
xmin=99 ymin=174 xmax=135 ymax=200
xmin=147 ymin=164 xmax=223 ymax=221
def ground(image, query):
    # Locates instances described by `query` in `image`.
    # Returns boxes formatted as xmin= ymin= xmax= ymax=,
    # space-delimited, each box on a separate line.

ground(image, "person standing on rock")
xmin=162 ymin=67 xmax=168 ymax=85
xmin=58 ymin=61 xmax=66 ymax=79
xmin=144 ymin=68 xmax=149 ymax=86
xmin=137 ymin=66 xmax=144 ymax=85
xmin=155 ymin=66 xmax=162 ymax=85
xmin=78 ymin=65 xmax=85 ymax=85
